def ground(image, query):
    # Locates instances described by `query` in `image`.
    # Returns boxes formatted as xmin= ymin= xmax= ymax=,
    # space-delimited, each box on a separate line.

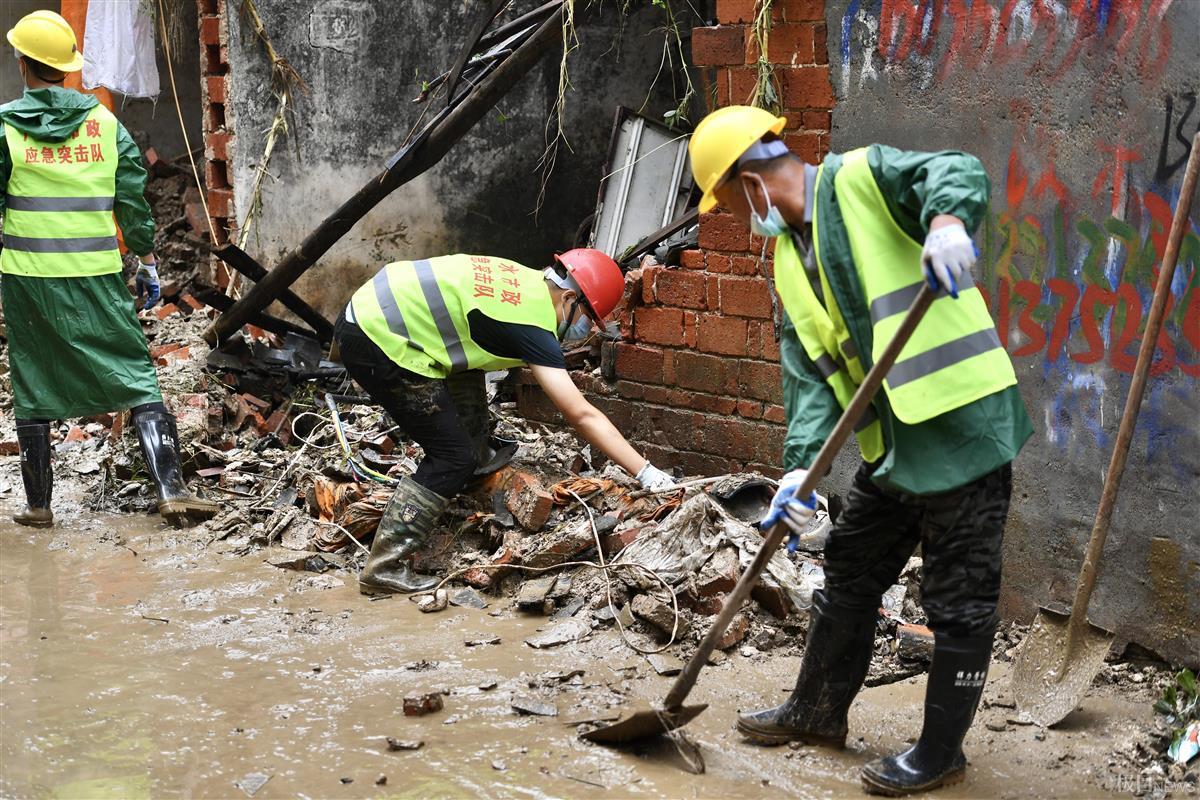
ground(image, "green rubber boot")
xmin=736 ymin=592 xmax=877 ymax=747
xmin=861 ymin=629 xmax=995 ymax=796
xmin=358 ymin=477 xmax=448 ymax=595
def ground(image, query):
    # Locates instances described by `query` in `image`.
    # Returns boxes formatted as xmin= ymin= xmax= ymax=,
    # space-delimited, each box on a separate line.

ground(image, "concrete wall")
xmin=828 ymin=0 xmax=1198 ymax=666
xmin=223 ymin=0 xmax=701 ymax=320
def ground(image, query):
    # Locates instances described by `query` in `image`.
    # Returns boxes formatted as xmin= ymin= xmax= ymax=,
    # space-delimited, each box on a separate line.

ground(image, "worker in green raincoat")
xmin=688 ymin=106 xmax=1033 ymax=796
xmin=1 ymin=11 xmax=216 ymax=528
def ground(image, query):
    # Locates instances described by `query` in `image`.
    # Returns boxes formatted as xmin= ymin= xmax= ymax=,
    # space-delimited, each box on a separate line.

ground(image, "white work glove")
xmin=921 ymin=223 xmax=976 ymax=299
xmin=135 ymin=258 xmax=161 ymax=311
xmin=761 ymin=469 xmax=817 ymax=545
xmin=636 ymin=462 xmax=676 ymax=492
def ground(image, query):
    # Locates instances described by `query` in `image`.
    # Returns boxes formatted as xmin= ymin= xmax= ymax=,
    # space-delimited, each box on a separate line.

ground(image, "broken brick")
xmin=179 ymin=293 xmax=205 ymax=311
xmin=716 ymin=612 xmax=750 ymax=650
xmin=696 ymin=546 xmax=740 ymax=597
xmin=65 ymin=426 xmax=88 ymax=443
xmin=515 ymin=518 xmax=595 ymax=570
xmin=160 ymin=346 xmax=192 ymax=366
xmin=505 ymin=472 xmax=553 ymax=532
xmin=462 ymin=545 xmax=515 ymax=590
xmin=149 ymin=343 xmax=183 ymax=360
xmin=153 ymin=303 xmax=181 ymax=320
xmin=0 ymin=440 xmax=18 ymax=456
xmin=752 ymin=580 xmax=792 ymax=618
xmin=601 ymin=524 xmax=645 ymax=557
xmin=630 ymin=593 xmax=684 ymax=637
xmin=402 ymin=692 xmax=444 ymax=717
xmin=686 ymin=591 xmax=730 ymax=617
xmin=185 ymin=202 xmax=209 ymax=235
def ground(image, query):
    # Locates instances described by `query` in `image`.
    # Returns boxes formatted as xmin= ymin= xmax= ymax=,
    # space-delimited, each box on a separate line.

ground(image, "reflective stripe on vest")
xmin=350 ymin=254 xmax=559 ymax=379
xmin=774 ymin=233 xmax=885 ymax=461
xmin=1 ymin=105 xmax=122 ymax=278
xmin=831 ymin=148 xmax=1016 ymax=424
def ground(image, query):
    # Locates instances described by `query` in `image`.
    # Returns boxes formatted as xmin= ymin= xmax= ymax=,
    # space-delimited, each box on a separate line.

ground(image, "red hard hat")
xmin=554 ymin=248 xmax=624 ymax=321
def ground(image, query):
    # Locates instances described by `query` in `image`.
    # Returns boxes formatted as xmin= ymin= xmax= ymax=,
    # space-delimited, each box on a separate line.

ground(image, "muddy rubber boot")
xmin=861 ymin=629 xmax=995 ymax=796
xmin=132 ymin=408 xmax=218 ymax=528
xmin=358 ymin=477 xmax=448 ymax=595
xmin=736 ymin=592 xmax=876 ymax=747
xmin=13 ymin=421 xmax=54 ymax=528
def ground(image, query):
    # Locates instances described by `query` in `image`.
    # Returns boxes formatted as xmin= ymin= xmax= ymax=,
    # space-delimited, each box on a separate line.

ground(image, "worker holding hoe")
xmin=2 ymin=11 xmax=216 ymax=528
xmin=336 ymin=248 xmax=677 ymax=595
xmin=688 ymin=106 xmax=1032 ymax=796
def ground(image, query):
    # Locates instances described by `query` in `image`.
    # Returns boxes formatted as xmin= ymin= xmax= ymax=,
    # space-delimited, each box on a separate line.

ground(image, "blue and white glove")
xmin=761 ymin=468 xmax=817 ymax=549
xmin=921 ymin=223 xmax=976 ymax=299
xmin=135 ymin=258 xmax=161 ymax=311
xmin=636 ymin=461 xmax=676 ymax=492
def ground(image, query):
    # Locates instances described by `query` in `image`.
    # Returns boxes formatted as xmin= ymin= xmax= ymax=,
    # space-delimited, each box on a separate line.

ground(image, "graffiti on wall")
xmin=838 ymin=0 xmax=1178 ymax=92
xmin=974 ymin=111 xmax=1198 ymax=475
xmin=834 ymin=0 xmax=1199 ymax=474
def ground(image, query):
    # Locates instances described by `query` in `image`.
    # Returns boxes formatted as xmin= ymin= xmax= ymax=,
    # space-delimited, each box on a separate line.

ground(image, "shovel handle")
xmin=1064 ymin=132 xmax=1200 ymax=648
xmin=663 ymin=284 xmax=937 ymax=711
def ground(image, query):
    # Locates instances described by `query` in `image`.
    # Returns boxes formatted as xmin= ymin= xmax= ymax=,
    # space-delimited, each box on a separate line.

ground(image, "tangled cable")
xmin=411 ymin=488 xmax=682 ymax=655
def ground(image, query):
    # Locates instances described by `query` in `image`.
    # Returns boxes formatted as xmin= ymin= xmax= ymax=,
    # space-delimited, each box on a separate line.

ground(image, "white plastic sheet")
xmin=83 ymin=0 xmax=160 ymax=99
xmin=615 ymin=492 xmax=825 ymax=612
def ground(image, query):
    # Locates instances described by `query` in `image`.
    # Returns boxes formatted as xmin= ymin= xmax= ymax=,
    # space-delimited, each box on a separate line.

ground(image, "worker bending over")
xmin=689 ymin=106 xmax=1031 ymax=796
xmin=336 ymin=248 xmax=676 ymax=595
xmin=2 ymin=11 xmax=216 ymax=528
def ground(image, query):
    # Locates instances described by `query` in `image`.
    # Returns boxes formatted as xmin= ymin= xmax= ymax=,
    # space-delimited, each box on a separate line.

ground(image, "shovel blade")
xmin=1010 ymin=607 xmax=1113 ymax=728
xmin=579 ymin=702 xmax=708 ymax=745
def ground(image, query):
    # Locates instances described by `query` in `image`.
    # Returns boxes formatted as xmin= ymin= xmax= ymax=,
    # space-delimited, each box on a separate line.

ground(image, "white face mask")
xmin=743 ymin=174 xmax=788 ymax=238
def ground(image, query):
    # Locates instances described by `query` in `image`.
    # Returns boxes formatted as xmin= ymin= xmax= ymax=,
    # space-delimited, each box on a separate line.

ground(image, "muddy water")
xmin=1 ymin=511 xmax=1136 ymax=799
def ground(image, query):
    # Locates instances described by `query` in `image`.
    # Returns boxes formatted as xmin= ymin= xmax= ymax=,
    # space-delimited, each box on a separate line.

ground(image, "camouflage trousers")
xmin=822 ymin=462 xmax=1012 ymax=638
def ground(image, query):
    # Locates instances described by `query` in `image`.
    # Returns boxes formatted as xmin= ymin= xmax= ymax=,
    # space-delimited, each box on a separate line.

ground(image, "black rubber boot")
xmin=13 ymin=421 xmax=54 ymax=528
xmin=358 ymin=477 xmax=448 ymax=595
xmin=132 ymin=408 xmax=218 ymax=528
xmin=736 ymin=592 xmax=877 ymax=747
xmin=861 ymin=629 xmax=996 ymax=796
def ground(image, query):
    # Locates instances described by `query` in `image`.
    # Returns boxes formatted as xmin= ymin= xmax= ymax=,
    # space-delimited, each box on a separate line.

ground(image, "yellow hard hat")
xmin=7 ymin=10 xmax=84 ymax=73
xmin=689 ymin=106 xmax=787 ymax=213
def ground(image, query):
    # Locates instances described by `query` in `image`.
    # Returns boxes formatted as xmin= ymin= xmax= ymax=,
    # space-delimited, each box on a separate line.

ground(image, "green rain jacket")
xmin=781 ymin=145 xmax=1032 ymax=495
xmin=0 ymin=86 xmax=155 ymax=253
xmin=0 ymin=86 xmax=162 ymax=419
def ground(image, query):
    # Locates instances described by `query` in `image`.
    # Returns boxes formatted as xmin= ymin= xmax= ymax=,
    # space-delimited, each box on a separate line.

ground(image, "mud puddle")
xmin=1 ymin=510 xmax=1144 ymax=798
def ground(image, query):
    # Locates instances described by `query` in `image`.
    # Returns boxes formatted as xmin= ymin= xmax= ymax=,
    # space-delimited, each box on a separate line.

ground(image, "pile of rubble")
xmin=0 ymin=284 xmax=939 ymax=686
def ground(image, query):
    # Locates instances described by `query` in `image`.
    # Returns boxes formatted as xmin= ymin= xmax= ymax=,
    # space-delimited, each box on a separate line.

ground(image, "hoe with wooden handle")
xmin=582 ymin=283 xmax=938 ymax=745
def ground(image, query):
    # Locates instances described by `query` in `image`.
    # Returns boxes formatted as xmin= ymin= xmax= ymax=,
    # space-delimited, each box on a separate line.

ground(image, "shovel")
xmin=582 ymin=283 xmax=938 ymax=745
xmin=1012 ymin=132 xmax=1200 ymax=728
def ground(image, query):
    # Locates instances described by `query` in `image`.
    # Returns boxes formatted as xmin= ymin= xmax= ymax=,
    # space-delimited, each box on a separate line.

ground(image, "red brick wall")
xmin=519 ymin=0 xmax=834 ymax=478
xmin=197 ymin=0 xmax=236 ymax=282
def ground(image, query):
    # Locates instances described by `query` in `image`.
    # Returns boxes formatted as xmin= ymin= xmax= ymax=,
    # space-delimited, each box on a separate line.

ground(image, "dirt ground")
xmin=1 ymin=505 xmax=1191 ymax=800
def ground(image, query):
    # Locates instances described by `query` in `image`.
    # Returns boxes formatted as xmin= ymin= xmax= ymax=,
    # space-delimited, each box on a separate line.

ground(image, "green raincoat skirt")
xmin=3 ymin=272 xmax=162 ymax=420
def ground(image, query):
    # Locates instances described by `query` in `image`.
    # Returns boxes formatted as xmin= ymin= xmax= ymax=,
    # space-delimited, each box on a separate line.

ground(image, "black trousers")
xmin=334 ymin=314 xmax=478 ymax=498
xmin=822 ymin=462 xmax=1012 ymax=638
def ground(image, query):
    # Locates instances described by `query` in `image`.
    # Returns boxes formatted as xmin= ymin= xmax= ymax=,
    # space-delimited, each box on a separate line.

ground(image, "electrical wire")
xmin=410 ymin=489 xmax=684 ymax=656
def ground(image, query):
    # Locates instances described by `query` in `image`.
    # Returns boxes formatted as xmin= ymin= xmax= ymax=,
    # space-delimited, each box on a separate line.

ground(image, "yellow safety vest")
xmin=775 ymin=233 xmax=885 ymax=461
xmin=1 ymin=105 xmax=122 ymax=277
xmin=350 ymin=254 xmax=559 ymax=379
xmin=777 ymin=149 xmax=1016 ymax=435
